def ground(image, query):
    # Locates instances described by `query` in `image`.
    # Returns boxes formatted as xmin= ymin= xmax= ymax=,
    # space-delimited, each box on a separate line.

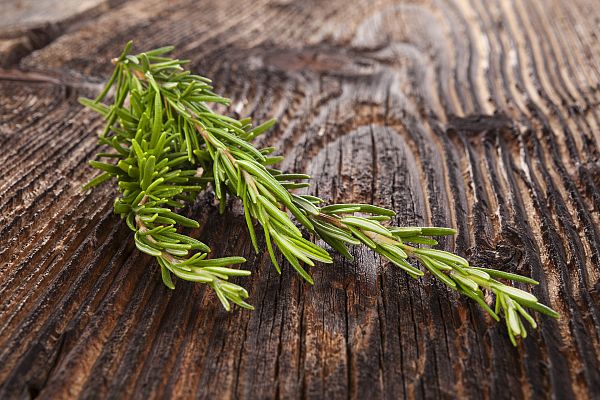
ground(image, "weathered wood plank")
xmin=1 ymin=0 xmax=599 ymax=398
xmin=0 ymin=0 xmax=124 ymax=67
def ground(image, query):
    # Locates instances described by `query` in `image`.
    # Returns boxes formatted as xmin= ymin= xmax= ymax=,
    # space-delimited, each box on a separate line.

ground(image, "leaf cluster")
xmin=81 ymin=42 xmax=558 ymax=344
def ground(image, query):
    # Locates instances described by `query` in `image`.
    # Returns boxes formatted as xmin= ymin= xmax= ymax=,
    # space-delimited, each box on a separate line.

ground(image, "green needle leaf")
xmin=160 ymin=262 xmax=176 ymax=289
xmin=492 ymin=284 xmax=538 ymax=304
xmin=472 ymin=267 xmax=539 ymax=285
xmin=341 ymin=216 xmax=393 ymax=238
xmin=413 ymin=248 xmax=469 ymax=267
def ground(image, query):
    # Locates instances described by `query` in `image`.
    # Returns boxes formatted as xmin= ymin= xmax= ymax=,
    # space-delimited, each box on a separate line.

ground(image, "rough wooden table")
xmin=1 ymin=0 xmax=599 ymax=398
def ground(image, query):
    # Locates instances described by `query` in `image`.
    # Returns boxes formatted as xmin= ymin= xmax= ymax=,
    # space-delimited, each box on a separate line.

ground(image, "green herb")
xmin=80 ymin=42 xmax=559 ymax=345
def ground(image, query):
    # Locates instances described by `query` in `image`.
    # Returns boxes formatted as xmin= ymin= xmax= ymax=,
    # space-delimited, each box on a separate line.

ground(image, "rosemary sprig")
xmin=81 ymin=42 xmax=558 ymax=345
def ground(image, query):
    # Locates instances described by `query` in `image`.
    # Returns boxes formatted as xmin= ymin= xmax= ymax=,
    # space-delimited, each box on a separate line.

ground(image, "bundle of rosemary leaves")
xmin=81 ymin=42 xmax=558 ymax=345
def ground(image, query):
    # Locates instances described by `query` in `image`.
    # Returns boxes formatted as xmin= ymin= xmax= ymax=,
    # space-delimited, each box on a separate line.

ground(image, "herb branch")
xmin=81 ymin=42 xmax=558 ymax=345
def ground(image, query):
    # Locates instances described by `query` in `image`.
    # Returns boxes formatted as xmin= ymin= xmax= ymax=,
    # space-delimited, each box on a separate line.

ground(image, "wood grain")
xmin=1 ymin=0 xmax=599 ymax=398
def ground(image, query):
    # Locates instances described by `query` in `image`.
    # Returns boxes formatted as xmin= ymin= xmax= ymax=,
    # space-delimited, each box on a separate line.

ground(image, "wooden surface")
xmin=1 ymin=0 xmax=599 ymax=398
